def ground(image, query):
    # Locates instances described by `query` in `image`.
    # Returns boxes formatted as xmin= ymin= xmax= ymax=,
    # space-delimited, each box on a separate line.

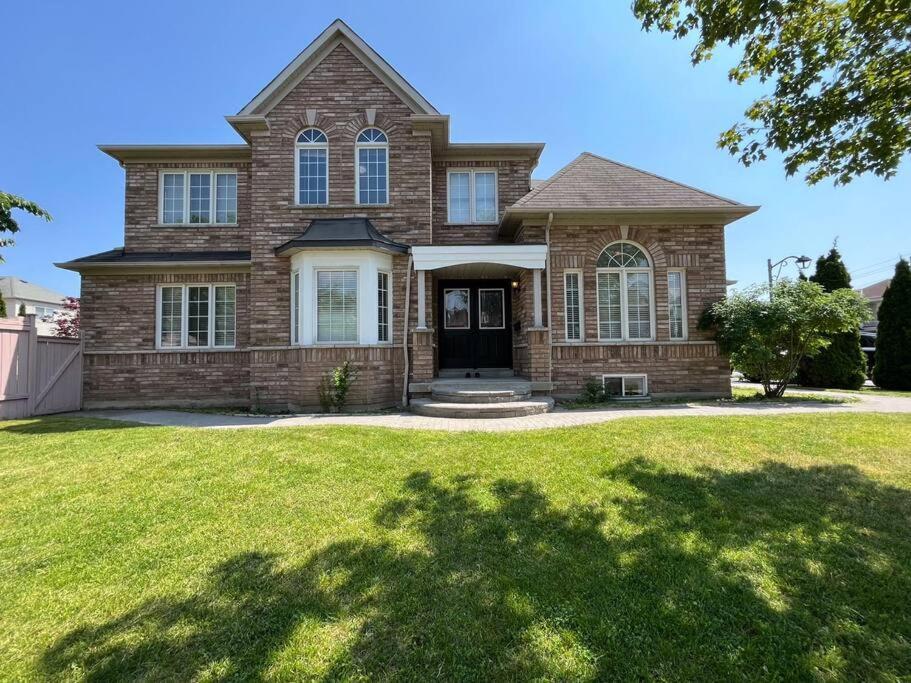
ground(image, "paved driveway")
xmin=71 ymin=386 xmax=911 ymax=432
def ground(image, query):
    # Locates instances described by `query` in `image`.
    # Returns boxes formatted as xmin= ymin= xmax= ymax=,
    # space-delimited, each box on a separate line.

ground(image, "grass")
xmin=2 ymin=414 xmax=911 ymax=680
xmin=560 ymin=386 xmax=854 ymax=410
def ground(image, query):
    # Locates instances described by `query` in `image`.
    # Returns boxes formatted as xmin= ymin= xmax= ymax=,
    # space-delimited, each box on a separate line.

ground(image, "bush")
xmin=317 ymin=361 xmax=358 ymax=412
xmin=873 ymin=259 xmax=911 ymax=390
xmin=581 ymin=378 xmax=606 ymax=403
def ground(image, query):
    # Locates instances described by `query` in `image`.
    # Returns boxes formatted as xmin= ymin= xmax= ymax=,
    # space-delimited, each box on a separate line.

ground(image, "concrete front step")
xmin=410 ymin=396 xmax=554 ymax=419
xmin=430 ymin=380 xmax=532 ymax=404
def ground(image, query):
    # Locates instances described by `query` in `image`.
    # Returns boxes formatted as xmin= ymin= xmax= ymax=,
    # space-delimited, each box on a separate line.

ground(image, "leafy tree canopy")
xmin=702 ymin=279 xmax=869 ymax=396
xmin=873 ymin=258 xmax=911 ymax=389
xmin=0 ymin=191 xmax=52 ymax=262
xmin=810 ymin=245 xmax=853 ymax=292
xmin=633 ymin=0 xmax=911 ymax=185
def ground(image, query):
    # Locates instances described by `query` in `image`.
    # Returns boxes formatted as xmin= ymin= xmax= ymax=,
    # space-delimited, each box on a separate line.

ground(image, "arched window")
xmin=355 ymin=128 xmax=388 ymax=205
xmin=596 ymin=241 xmax=654 ymax=340
xmin=296 ymin=128 xmax=328 ymax=205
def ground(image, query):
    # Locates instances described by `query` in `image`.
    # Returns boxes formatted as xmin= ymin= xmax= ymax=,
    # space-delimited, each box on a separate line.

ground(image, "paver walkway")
xmin=71 ymin=385 xmax=911 ymax=432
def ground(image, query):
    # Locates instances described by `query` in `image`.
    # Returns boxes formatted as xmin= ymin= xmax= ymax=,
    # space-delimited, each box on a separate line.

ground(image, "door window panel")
xmin=478 ymin=289 xmax=505 ymax=329
xmin=444 ymin=288 xmax=470 ymax=329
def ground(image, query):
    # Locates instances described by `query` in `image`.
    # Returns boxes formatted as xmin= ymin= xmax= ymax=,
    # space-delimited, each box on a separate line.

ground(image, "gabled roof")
xmin=0 ymin=276 xmax=67 ymax=304
xmin=857 ymin=278 xmax=890 ymax=301
xmin=275 ymin=218 xmax=408 ymax=256
xmin=512 ymin=152 xmax=752 ymax=211
xmin=237 ymin=19 xmax=438 ymax=118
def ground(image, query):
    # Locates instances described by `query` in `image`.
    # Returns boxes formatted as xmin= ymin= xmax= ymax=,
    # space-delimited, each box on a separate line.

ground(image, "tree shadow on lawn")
xmin=0 ymin=416 xmax=146 ymax=436
xmin=41 ymin=463 xmax=911 ymax=680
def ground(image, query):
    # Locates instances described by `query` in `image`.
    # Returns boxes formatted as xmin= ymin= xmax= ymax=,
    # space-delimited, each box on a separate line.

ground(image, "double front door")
xmin=437 ymin=279 xmax=512 ymax=369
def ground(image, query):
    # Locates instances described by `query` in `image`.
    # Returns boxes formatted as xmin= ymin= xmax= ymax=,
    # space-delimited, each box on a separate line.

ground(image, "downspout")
xmin=545 ymin=211 xmax=554 ymax=384
xmin=401 ymin=252 xmax=413 ymax=408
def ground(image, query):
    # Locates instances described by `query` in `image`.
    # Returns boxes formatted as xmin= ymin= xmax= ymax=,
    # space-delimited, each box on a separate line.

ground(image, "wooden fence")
xmin=0 ymin=315 xmax=82 ymax=419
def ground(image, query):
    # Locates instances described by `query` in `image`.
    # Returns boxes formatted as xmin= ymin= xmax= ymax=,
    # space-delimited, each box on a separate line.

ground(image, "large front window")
xmin=356 ymin=128 xmax=388 ymax=205
xmin=296 ymin=128 xmax=328 ymax=205
xmin=316 ymin=270 xmax=358 ymax=343
xmin=596 ymin=242 xmax=654 ymax=341
xmin=157 ymin=284 xmax=236 ymax=349
xmin=160 ymin=171 xmax=237 ymax=225
xmin=447 ymin=170 xmax=498 ymax=223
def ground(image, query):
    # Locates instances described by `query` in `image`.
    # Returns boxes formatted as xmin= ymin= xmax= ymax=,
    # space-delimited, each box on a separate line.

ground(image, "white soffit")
xmin=411 ymin=245 xmax=547 ymax=271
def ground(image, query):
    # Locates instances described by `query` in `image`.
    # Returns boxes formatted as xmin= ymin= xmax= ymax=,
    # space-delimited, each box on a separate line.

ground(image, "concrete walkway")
xmin=71 ymin=385 xmax=911 ymax=433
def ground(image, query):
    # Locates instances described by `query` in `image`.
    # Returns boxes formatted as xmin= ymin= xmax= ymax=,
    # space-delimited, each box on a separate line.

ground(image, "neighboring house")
xmin=0 ymin=276 xmax=67 ymax=336
xmin=857 ymin=278 xmax=889 ymax=321
xmin=57 ymin=19 xmax=757 ymax=411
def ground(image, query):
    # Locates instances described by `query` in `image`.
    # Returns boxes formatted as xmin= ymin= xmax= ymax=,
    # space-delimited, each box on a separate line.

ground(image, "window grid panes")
xmin=597 ymin=272 xmax=622 ymax=340
xmin=187 ymin=286 xmax=210 ymax=347
xmin=377 ymin=271 xmax=390 ymax=342
xmin=448 ymin=172 xmax=470 ymax=223
xmin=317 ymin=271 xmax=358 ymax=343
xmin=474 ymin=172 xmax=497 ymax=222
xmin=214 ymin=286 xmax=236 ymax=348
xmin=597 ymin=243 xmax=650 ymax=268
xmin=159 ymin=286 xmax=183 ymax=347
xmin=292 ymin=271 xmax=301 ymax=345
xmin=668 ymin=271 xmax=685 ymax=339
xmin=358 ymin=148 xmax=387 ymax=204
xmin=216 ymin=173 xmax=237 ymax=223
xmin=296 ymin=129 xmax=328 ymax=205
xmin=162 ymin=174 xmax=184 ymax=224
xmin=189 ymin=174 xmax=211 ymax=224
xmin=565 ymin=272 xmax=581 ymax=341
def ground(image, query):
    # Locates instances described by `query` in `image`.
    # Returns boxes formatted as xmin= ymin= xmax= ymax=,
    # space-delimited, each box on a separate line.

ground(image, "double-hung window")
xmin=296 ymin=128 xmax=328 ymax=205
xmin=316 ymin=270 xmax=358 ymax=343
xmin=377 ymin=271 xmax=391 ymax=343
xmin=564 ymin=270 xmax=583 ymax=341
xmin=447 ymin=169 xmax=498 ymax=223
xmin=160 ymin=170 xmax=237 ymax=225
xmin=356 ymin=128 xmax=388 ymax=205
xmin=667 ymin=270 xmax=687 ymax=340
xmin=596 ymin=242 xmax=654 ymax=341
xmin=157 ymin=284 xmax=236 ymax=349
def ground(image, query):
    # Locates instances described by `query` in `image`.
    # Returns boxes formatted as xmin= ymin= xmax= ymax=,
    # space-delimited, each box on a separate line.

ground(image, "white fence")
xmin=0 ymin=315 xmax=82 ymax=419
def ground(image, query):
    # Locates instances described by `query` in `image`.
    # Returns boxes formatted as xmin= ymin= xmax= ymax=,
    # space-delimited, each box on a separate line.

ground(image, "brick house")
xmin=58 ymin=19 xmax=757 ymax=415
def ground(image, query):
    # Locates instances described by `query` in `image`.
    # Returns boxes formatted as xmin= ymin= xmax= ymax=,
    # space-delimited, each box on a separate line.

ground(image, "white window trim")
xmin=354 ymin=128 xmax=389 ymax=206
xmin=667 ymin=269 xmax=688 ymax=341
xmin=443 ymin=287 xmax=471 ymax=330
xmin=595 ymin=241 xmax=656 ymax=342
xmin=158 ymin=170 xmax=238 ymax=226
xmin=377 ymin=269 xmax=393 ymax=344
xmin=602 ymin=374 xmax=649 ymax=398
xmin=446 ymin=168 xmax=499 ymax=224
xmin=563 ymin=269 xmax=584 ymax=342
xmin=155 ymin=283 xmax=236 ymax=350
xmin=313 ymin=267 xmax=360 ymax=344
xmin=294 ymin=129 xmax=329 ymax=206
xmin=477 ymin=288 xmax=506 ymax=330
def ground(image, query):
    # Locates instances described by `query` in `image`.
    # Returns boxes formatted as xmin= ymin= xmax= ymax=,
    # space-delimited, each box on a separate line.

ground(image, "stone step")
xmin=410 ymin=397 xmax=554 ymax=419
xmin=430 ymin=380 xmax=532 ymax=404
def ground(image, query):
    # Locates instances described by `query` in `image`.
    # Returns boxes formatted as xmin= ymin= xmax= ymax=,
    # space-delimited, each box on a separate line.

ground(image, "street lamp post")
xmin=767 ymin=255 xmax=813 ymax=298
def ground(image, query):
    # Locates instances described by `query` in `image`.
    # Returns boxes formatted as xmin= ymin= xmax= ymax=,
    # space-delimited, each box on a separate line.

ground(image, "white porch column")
xmin=533 ymin=268 xmax=543 ymax=327
xmin=416 ymin=269 xmax=427 ymax=329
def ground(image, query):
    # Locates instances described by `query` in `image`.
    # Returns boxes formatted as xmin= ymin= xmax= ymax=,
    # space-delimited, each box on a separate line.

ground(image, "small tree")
xmin=317 ymin=361 xmax=358 ymax=412
xmin=0 ymin=291 xmax=6 ymax=317
xmin=795 ymin=247 xmax=868 ymax=389
xmin=0 ymin=191 xmax=51 ymax=262
xmin=17 ymin=303 xmax=26 ymax=317
xmin=52 ymin=296 xmax=80 ymax=339
xmin=702 ymin=279 xmax=868 ymax=397
xmin=873 ymin=259 xmax=911 ymax=390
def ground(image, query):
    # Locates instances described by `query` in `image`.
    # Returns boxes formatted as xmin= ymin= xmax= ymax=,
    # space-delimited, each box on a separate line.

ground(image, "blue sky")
xmin=2 ymin=0 xmax=908 ymax=297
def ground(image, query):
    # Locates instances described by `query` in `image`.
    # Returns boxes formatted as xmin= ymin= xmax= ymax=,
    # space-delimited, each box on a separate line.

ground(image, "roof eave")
xmin=98 ymin=145 xmax=252 ymax=163
xmin=274 ymin=241 xmax=408 ymax=257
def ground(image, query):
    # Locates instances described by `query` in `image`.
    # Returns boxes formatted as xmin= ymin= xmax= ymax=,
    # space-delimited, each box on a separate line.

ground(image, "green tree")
xmin=0 ymin=191 xmax=52 ymax=262
xmin=0 ymin=291 xmax=6 ymax=317
xmin=795 ymin=247 xmax=868 ymax=389
xmin=873 ymin=259 xmax=911 ymax=389
xmin=632 ymin=1 xmax=911 ymax=185
xmin=702 ymin=279 xmax=868 ymax=397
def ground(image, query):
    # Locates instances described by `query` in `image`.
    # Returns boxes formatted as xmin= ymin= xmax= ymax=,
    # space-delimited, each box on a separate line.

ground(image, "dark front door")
xmin=438 ymin=279 xmax=512 ymax=369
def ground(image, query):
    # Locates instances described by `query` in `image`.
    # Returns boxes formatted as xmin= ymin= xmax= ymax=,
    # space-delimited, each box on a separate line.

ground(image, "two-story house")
xmin=58 ymin=19 xmax=757 ymax=416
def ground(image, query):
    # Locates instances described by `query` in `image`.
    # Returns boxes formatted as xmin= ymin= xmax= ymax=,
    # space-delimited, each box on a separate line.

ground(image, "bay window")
xmin=596 ymin=242 xmax=654 ymax=341
xmin=160 ymin=170 xmax=237 ymax=225
xmin=157 ymin=284 xmax=236 ymax=349
xmin=316 ymin=270 xmax=358 ymax=343
xmin=377 ymin=271 xmax=390 ymax=343
xmin=447 ymin=169 xmax=498 ymax=223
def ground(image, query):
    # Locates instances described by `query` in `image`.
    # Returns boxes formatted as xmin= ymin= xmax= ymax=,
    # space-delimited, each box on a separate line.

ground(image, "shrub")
xmin=581 ymin=378 xmax=606 ymax=403
xmin=17 ymin=303 xmax=26 ymax=316
xmin=701 ymin=279 xmax=868 ymax=397
xmin=317 ymin=361 xmax=359 ymax=412
xmin=873 ymin=259 xmax=911 ymax=390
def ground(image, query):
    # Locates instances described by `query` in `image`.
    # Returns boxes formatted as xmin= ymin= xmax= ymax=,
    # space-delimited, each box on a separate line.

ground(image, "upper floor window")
xmin=160 ymin=170 xmax=237 ymax=225
xmin=296 ymin=128 xmax=328 ymax=205
xmin=356 ymin=128 xmax=388 ymax=205
xmin=596 ymin=241 xmax=654 ymax=341
xmin=447 ymin=169 xmax=498 ymax=223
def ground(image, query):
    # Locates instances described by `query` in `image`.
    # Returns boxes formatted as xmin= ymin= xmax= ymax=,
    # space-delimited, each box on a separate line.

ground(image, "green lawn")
xmin=2 ymin=415 xmax=911 ymax=681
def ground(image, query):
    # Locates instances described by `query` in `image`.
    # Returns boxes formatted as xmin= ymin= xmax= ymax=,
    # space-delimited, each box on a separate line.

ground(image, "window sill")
xmin=553 ymin=340 xmax=709 ymax=347
xmin=153 ymin=346 xmax=238 ymax=352
xmin=443 ymin=221 xmax=499 ymax=227
xmin=288 ymin=204 xmax=394 ymax=210
xmin=153 ymin=223 xmax=240 ymax=228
